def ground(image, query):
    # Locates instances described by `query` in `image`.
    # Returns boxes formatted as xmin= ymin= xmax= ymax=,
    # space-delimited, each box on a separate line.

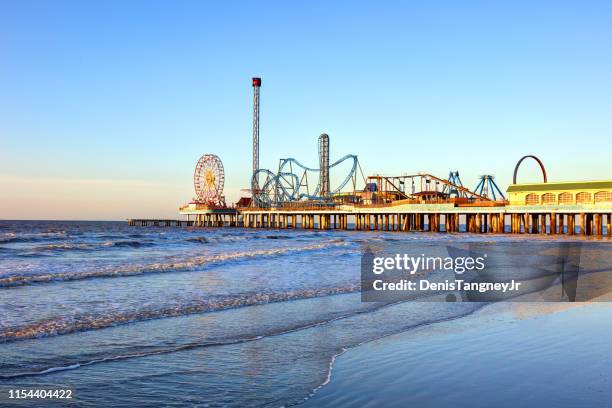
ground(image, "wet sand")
xmin=302 ymin=301 xmax=612 ymax=408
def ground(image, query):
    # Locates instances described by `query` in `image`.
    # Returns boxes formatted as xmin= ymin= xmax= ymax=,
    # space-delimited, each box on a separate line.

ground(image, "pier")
xmin=128 ymin=81 xmax=612 ymax=239
xmin=129 ymin=204 xmax=612 ymax=237
xmin=127 ymin=219 xmax=194 ymax=227
xmin=240 ymin=208 xmax=611 ymax=237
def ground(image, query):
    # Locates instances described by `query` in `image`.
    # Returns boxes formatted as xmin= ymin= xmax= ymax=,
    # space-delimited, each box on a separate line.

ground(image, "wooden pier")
xmin=127 ymin=219 xmax=194 ymax=227
xmin=128 ymin=206 xmax=612 ymax=237
xmin=236 ymin=208 xmax=611 ymax=237
xmin=126 ymin=176 xmax=612 ymax=237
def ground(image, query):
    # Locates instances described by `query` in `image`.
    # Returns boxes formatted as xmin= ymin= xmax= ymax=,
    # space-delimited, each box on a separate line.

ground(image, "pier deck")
xmin=129 ymin=204 xmax=612 ymax=237
xmin=127 ymin=219 xmax=194 ymax=227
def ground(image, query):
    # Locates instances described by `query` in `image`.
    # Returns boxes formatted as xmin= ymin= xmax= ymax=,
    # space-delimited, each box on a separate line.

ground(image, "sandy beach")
xmin=303 ymin=301 xmax=612 ymax=407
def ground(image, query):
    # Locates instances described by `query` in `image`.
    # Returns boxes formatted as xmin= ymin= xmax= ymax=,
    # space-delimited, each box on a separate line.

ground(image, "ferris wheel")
xmin=193 ymin=154 xmax=225 ymax=205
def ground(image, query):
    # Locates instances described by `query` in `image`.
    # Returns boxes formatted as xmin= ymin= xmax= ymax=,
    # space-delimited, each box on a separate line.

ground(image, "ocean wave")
xmin=0 ymin=299 xmax=484 ymax=382
xmin=105 ymin=240 xmax=154 ymax=248
xmin=186 ymin=237 xmax=211 ymax=244
xmin=0 ymin=231 xmax=67 ymax=243
xmin=33 ymin=243 xmax=95 ymax=251
xmin=185 ymin=235 xmax=253 ymax=244
xmin=0 ymin=284 xmax=360 ymax=344
xmin=264 ymin=235 xmax=294 ymax=240
xmin=25 ymin=239 xmax=155 ymax=253
xmin=185 ymin=234 xmax=295 ymax=244
xmin=0 ymin=240 xmax=348 ymax=287
xmin=0 ymin=236 xmax=43 ymax=244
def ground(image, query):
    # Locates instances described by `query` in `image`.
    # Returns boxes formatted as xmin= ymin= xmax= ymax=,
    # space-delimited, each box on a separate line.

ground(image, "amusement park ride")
xmin=192 ymin=153 xmax=226 ymax=207
xmin=146 ymin=77 xmax=612 ymax=237
xmin=187 ymin=77 xmax=509 ymax=211
xmin=251 ymin=138 xmax=366 ymax=208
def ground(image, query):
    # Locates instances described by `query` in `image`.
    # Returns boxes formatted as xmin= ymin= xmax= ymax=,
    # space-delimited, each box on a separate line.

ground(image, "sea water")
xmin=0 ymin=221 xmax=609 ymax=407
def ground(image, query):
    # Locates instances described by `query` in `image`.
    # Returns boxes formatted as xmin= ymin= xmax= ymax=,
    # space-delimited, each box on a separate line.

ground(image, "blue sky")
xmin=1 ymin=1 xmax=611 ymax=219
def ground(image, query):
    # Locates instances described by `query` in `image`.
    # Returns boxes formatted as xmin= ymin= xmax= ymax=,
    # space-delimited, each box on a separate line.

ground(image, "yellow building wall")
xmin=507 ymin=185 xmax=612 ymax=206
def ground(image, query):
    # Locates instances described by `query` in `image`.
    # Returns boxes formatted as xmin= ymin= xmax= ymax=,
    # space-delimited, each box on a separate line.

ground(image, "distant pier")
xmin=127 ymin=219 xmax=194 ymax=227
xmin=129 ymin=178 xmax=612 ymax=238
xmin=129 ymin=81 xmax=612 ymax=239
xmin=128 ymin=205 xmax=612 ymax=237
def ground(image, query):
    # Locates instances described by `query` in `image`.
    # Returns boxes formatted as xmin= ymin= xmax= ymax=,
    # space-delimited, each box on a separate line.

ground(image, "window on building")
xmin=576 ymin=192 xmax=592 ymax=204
xmin=558 ymin=192 xmax=573 ymax=204
xmin=594 ymin=191 xmax=612 ymax=203
xmin=525 ymin=193 xmax=539 ymax=205
xmin=541 ymin=193 xmax=556 ymax=204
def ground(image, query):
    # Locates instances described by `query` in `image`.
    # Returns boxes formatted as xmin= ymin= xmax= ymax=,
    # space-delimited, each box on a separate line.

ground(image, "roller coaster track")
xmin=406 ymin=173 xmax=492 ymax=201
xmin=252 ymin=155 xmax=359 ymax=206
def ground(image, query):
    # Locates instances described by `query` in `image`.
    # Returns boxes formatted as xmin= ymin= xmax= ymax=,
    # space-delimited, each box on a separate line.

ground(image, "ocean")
xmin=0 ymin=221 xmax=609 ymax=407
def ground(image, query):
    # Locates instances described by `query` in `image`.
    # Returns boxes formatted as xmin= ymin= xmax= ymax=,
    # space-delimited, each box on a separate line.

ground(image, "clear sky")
xmin=1 ymin=1 xmax=611 ymax=220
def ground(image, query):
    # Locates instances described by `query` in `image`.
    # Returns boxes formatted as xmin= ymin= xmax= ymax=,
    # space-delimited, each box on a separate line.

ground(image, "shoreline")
xmin=300 ymin=300 xmax=611 ymax=407
xmin=296 ymin=302 xmax=490 ymax=407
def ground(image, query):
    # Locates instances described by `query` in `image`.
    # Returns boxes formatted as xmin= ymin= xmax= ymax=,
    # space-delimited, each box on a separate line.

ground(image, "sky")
xmin=1 ymin=1 xmax=611 ymax=220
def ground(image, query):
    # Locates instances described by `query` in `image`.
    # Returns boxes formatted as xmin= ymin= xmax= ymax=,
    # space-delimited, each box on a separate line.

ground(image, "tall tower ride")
xmin=251 ymin=77 xmax=261 ymax=205
xmin=318 ymin=133 xmax=330 ymax=197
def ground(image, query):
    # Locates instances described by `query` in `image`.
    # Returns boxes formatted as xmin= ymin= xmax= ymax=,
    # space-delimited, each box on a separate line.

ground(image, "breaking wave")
xmin=23 ymin=240 xmax=155 ymax=253
xmin=186 ymin=237 xmax=211 ymax=244
xmin=106 ymin=240 xmax=155 ymax=248
xmin=0 ymin=231 xmax=67 ymax=243
xmin=0 ymin=299 xmax=485 ymax=383
xmin=0 ymin=236 xmax=43 ymax=244
xmin=185 ymin=235 xmax=250 ymax=244
xmin=0 ymin=284 xmax=360 ymax=344
xmin=0 ymin=240 xmax=347 ymax=287
xmin=184 ymin=234 xmax=290 ymax=244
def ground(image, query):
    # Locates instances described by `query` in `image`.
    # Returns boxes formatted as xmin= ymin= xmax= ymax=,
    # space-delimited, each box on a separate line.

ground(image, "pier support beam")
xmin=550 ymin=213 xmax=556 ymax=235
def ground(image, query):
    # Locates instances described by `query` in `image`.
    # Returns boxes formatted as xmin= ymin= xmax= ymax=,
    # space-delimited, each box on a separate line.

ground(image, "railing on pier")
xmin=128 ymin=210 xmax=611 ymax=238
xmin=127 ymin=219 xmax=194 ymax=227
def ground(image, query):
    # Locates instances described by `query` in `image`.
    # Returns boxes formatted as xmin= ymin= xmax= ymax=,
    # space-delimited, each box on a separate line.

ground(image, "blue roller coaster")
xmin=251 ymin=154 xmax=362 ymax=208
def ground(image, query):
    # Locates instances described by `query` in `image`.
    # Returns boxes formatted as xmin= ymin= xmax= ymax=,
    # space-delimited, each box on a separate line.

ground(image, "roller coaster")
xmin=244 ymin=78 xmax=508 ymax=209
xmin=251 ymin=151 xmax=507 ymax=208
xmin=252 ymin=154 xmax=365 ymax=208
xmin=364 ymin=171 xmax=507 ymax=204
